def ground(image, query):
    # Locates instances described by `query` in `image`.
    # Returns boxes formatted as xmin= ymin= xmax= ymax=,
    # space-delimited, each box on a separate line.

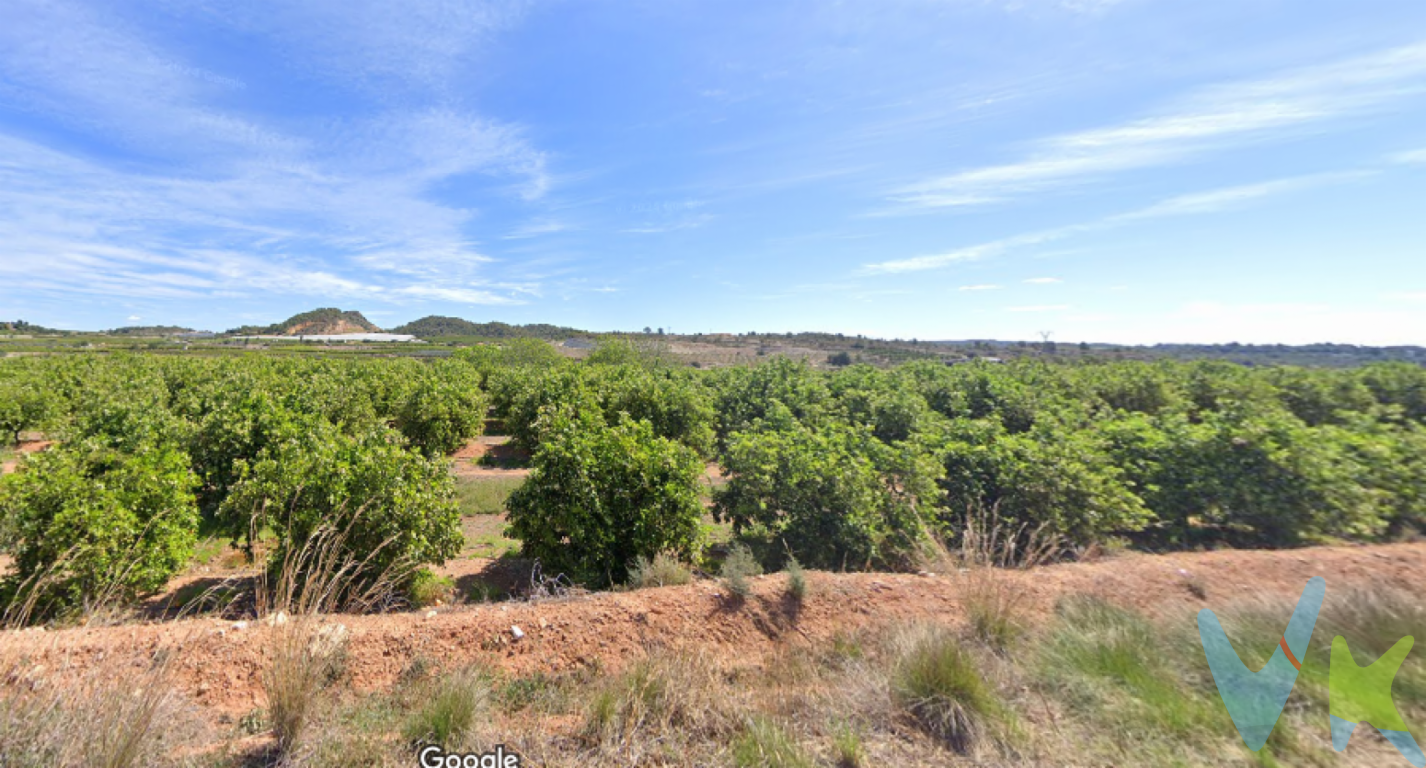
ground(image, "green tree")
xmin=0 ymin=375 xmax=52 ymax=444
xmin=219 ymin=422 xmax=462 ymax=588
xmin=395 ymin=362 xmax=488 ymax=456
xmin=505 ymin=411 xmax=704 ymax=587
xmin=716 ymin=408 xmax=942 ymax=571
xmin=0 ymin=441 xmax=199 ymax=623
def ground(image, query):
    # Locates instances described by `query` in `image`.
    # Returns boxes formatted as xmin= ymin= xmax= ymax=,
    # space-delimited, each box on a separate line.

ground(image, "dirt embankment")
xmin=3 ymin=542 xmax=1423 ymax=725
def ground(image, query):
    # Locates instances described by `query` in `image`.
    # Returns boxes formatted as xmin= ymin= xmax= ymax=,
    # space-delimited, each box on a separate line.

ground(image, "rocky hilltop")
xmin=226 ymin=308 xmax=381 ymax=336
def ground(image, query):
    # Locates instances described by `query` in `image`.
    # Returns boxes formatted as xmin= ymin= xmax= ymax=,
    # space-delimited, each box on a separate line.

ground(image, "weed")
xmin=0 ymin=651 xmax=195 ymax=768
xmin=1039 ymin=595 xmax=1221 ymax=744
xmin=721 ymin=542 xmax=763 ymax=599
xmin=264 ymin=620 xmax=348 ymax=754
xmin=732 ymin=716 xmax=813 ymax=768
xmin=627 ymin=551 xmax=693 ymax=589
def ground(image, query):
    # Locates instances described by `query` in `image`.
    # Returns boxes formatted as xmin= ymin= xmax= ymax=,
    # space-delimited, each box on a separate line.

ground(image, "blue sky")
xmin=1 ymin=0 xmax=1424 ymax=344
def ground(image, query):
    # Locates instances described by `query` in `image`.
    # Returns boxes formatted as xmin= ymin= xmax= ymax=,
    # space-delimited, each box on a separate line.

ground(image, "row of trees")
xmin=3 ymin=344 xmax=1425 ymax=618
xmin=492 ymin=353 xmax=1426 ymax=584
xmin=0 ymin=355 xmax=486 ymax=621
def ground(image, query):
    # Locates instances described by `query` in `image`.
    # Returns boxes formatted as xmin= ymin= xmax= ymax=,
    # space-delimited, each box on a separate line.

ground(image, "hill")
xmin=0 ymin=320 xmax=62 ymax=334
xmin=390 ymin=315 xmax=587 ymax=340
xmin=225 ymin=308 xmax=381 ymax=336
xmin=106 ymin=325 xmax=197 ymax=336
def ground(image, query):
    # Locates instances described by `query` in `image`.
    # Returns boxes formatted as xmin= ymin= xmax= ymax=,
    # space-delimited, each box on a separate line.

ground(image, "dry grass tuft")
xmin=0 ymin=646 xmax=201 ymax=768
xmin=954 ymin=505 xmax=1061 ymax=650
xmin=627 ymin=551 xmax=694 ymax=589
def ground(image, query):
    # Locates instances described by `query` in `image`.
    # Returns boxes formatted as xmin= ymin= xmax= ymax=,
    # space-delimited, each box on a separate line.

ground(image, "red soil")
xmin=4 ymin=542 xmax=1422 ymax=726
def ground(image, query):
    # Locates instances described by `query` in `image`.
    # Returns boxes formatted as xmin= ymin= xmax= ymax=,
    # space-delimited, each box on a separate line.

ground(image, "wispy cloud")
xmin=958 ymin=284 xmax=1002 ymax=291
xmin=1006 ymin=304 xmax=1070 ymax=312
xmin=621 ymin=214 xmax=714 ymax=234
xmin=503 ymin=219 xmax=570 ymax=239
xmin=1023 ymin=277 xmax=1062 ymax=284
xmin=0 ymin=1 xmax=554 ymax=308
xmin=1394 ymin=148 xmax=1426 ymax=164
xmin=890 ymin=42 xmax=1426 ymax=209
xmin=864 ymin=170 xmax=1361 ymax=274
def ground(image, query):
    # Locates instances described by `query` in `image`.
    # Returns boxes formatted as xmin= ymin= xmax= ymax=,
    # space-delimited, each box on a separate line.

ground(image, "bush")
xmin=0 ymin=442 xmax=199 ymax=624
xmin=505 ymin=411 xmax=704 ymax=587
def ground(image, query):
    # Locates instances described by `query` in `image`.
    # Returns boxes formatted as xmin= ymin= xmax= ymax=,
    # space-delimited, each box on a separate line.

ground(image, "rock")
xmin=425 ymin=610 xmax=438 ymax=619
xmin=266 ymin=611 xmax=287 ymax=626
xmin=510 ymin=625 xmax=525 ymax=641
xmin=231 ymin=621 xmax=248 ymax=631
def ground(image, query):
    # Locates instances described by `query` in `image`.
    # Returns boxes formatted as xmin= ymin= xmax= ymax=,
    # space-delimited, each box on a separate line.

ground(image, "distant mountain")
xmin=390 ymin=315 xmax=587 ymax=340
xmin=107 ymin=325 xmax=196 ymax=335
xmin=226 ymin=308 xmax=381 ymax=336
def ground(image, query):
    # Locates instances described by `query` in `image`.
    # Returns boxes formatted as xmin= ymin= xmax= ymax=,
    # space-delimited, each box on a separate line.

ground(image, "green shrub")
xmin=395 ymin=363 xmax=488 ymax=457
xmin=505 ymin=411 xmax=704 ymax=587
xmin=627 ymin=551 xmax=693 ymax=589
xmin=219 ymin=421 xmax=462 ymax=597
xmin=716 ymin=412 xmax=942 ymax=570
xmin=721 ymin=542 xmax=762 ymax=598
xmin=0 ymin=441 xmax=199 ymax=624
xmin=407 ymin=569 xmax=454 ymax=608
xmin=784 ymin=557 xmax=807 ymax=600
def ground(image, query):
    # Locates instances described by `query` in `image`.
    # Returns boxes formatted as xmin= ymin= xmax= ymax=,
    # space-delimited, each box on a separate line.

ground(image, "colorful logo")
xmin=1197 ymin=576 xmax=1423 ymax=766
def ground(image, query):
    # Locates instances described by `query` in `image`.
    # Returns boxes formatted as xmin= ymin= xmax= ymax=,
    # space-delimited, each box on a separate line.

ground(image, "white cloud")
xmin=1023 ymin=277 xmax=1062 ymax=284
xmin=1006 ymin=304 xmax=1070 ymax=312
xmin=864 ymin=170 xmax=1362 ymax=274
xmin=1394 ymin=148 xmax=1426 ymax=165
xmin=504 ymin=219 xmax=569 ymax=239
xmin=127 ymin=315 xmax=142 ymax=321
xmin=958 ymin=284 xmax=1002 ymax=291
xmin=891 ymin=42 xmax=1426 ymax=208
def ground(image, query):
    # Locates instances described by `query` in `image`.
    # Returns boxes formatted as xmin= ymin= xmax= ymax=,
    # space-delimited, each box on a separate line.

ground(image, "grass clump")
xmin=0 ymin=655 xmax=195 ymax=768
xmin=581 ymin=650 xmax=731 ymax=751
xmin=1038 ymin=595 xmax=1221 ymax=749
xmin=264 ymin=621 xmax=350 ymax=754
xmin=721 ymin=542 xmax=763 ymax=599
xmin=627 ymin=551 xmax=693 ymax=589
xmin=403 ymin=666 xmax=494 ymax=749
xmin=830 ymin=722 xmax=865 ymax=768
xmin=732 ymin=716 xmax=813 ymax=768
xmin=890 ymin=627 xmax=1007 ymax=753
xmin=955 ymin=506 xmax=1060 ymax=650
